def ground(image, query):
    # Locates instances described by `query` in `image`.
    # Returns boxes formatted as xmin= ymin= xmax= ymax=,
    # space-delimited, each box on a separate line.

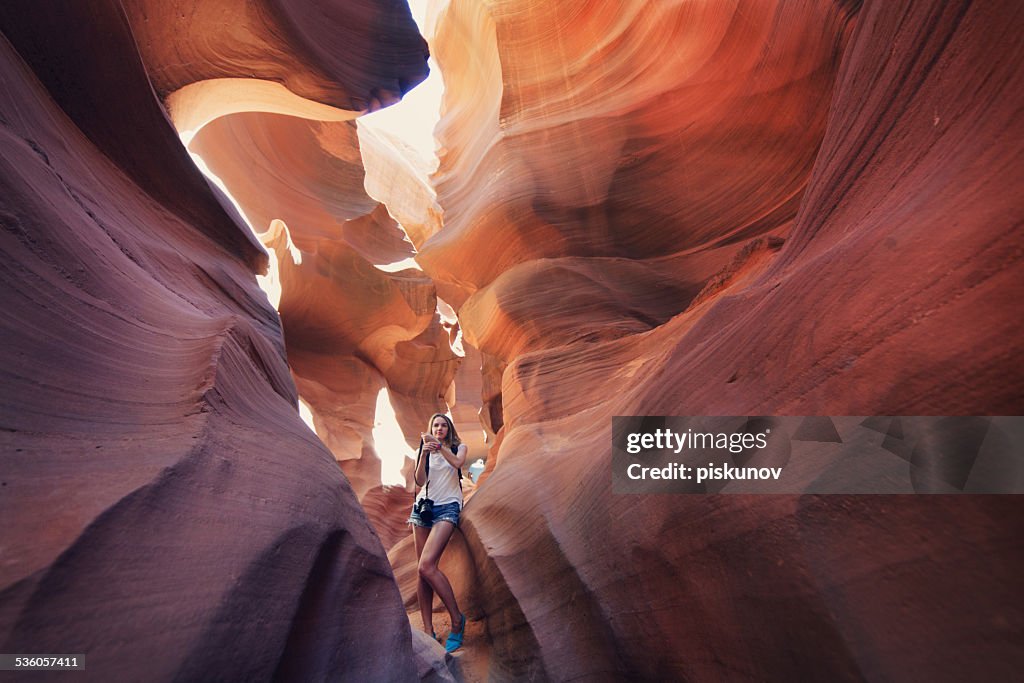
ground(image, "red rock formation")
xmin=125 ymin=0 xmax=462 ymax=563
xmin=0 ymin=0 xmax=267 ymax=271
xmin=359 ymin=121 xmax=444 ymax=250
xmin=401 ymin=0 xmax=1024 ymax=680
xmin=410 ymin=629 xmax=461 ymax=683
xmin=410 ymin=0 xmax=858 ymax=473
xmin=5 ymin=0 xmax=1022 ymax=680
xmin=420 ymin=0 xmax=856 ymax=305
xmin=187 ymin=104 xmax=461 ymax=500
xmin=449 ymin=341 xmax=490 ymax=460
xmin=361 ymin=485 xmax=417 ymax=552
xmin=122 ymin=0 xmax=429 ymax=115
xmin=0 ymin=0 xmax=429 ymax=679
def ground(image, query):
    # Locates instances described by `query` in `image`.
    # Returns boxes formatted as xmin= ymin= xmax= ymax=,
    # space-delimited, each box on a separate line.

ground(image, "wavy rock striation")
xmin=188 ymin=111 xmax=460 ymax=498
xmin=0 ymin=1 xmax=430 ymax=679
xmin=413 ymin=0 xmax=861 ymax=441
xmin=145 ymin=0 xmax=460 ymax=546
xmin=123 ymin=0 xmax=430 ymax=130
xmin=4 ymin=0 xmax=1022 ymax=679
xmin=399 ymin=0 xmax=1024 ymax=680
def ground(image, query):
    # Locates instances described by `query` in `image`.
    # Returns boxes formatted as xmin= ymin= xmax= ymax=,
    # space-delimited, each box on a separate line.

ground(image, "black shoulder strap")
xmin=456 ymin=443 xmax=463 ymax=487
xmin=415 ymin=440 xmax=429 ymax=499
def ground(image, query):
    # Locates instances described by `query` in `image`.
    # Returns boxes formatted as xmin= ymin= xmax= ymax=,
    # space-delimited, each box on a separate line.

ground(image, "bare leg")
xmin=417 ymin=521 xmax=462 ymax=631
xmin=413 ymin=524 xmax=435 ymax=635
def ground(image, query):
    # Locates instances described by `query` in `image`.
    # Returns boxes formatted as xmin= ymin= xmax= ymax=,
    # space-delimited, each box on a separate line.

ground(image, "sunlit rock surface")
xmin=188 ymin=111 xmax=460 ymax=498
xmin=418 ymin=0 xmax=857 ymax=307
xmin=411 ymin=0 xmax=1024 ymax=680
xmin=4 ymin=0 xmax=1022 ymax=679
xmin=129 ymin=0 xmax=452 ymax=496
xmin=359 ymin=121 xmax=444 ymax=250
xmin=0 ymin=1 xmax=428 ymax=679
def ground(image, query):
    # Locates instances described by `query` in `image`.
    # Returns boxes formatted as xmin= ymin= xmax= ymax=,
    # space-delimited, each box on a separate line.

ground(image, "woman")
xmin=409 ymin=413 xmax=468 ymax=653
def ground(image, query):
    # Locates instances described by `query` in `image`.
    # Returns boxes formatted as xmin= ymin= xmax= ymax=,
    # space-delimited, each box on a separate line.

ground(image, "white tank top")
xmin=416 ymin=449 xmax=463 ymax=507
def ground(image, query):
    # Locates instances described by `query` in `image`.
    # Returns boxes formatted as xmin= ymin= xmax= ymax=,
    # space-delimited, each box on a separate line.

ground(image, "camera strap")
xmin=414 ymin=440 xmax=430 ymax=501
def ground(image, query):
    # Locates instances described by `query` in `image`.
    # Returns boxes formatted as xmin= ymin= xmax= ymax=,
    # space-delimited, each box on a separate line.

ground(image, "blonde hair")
xmin=427 ymin=413 xmax=462 ymax=450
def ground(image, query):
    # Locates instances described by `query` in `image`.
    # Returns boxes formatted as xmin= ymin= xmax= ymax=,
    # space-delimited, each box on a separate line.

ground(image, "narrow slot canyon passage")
xmin=173 ymin=4 xmax=495 ymax=674
xmin=1 ymin=1 xmax=1021 ymax=681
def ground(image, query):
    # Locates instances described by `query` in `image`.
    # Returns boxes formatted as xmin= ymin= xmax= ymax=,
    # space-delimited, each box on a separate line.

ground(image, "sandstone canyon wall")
xmin=187 ymin=111 xmax=461 ymax=499
xmin=388 ymin=0 xmax=1022 ymax=680
xmin=2 ymin=0 xmax=1023 ymax=682
xmin=0 ymin=1 xmax=434 ymax=680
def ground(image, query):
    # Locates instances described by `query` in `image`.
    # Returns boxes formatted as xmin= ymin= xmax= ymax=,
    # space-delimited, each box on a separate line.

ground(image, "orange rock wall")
xmin=3 ymin=0 xmax=1022 ymax=679
xmin=402 ymin=0 xmax=1024 ymax=680
xmin=188 ymin=111 xmax=460 ymax=497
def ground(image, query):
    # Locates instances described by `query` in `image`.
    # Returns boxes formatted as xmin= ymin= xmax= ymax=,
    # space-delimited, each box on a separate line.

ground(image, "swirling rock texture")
xmin=187 ymin=112 xmax=460 ymax=500
xmin=121 ymin=0 xmax=430 ymax=128
xmin=122 ymin=0 xmax=456 ymax=501
xmin=400 ymin=0 xmax=1024 ymax=681
xmin=4 ymin=0 xmax=1023 ymax=681
xmin=0 ymin=0 xmax=434 ymax=680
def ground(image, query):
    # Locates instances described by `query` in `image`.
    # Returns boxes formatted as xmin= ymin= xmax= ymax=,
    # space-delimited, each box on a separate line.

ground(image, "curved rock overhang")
xmin=2 ymin=0 xmax=1022 ymax=681
xmin=0 ymin=0 xmax=431 ymax=679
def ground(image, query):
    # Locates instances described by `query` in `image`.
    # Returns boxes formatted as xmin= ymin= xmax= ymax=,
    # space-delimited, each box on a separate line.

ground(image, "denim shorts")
xmin=408 ymin=500 xmax=461 ymax=528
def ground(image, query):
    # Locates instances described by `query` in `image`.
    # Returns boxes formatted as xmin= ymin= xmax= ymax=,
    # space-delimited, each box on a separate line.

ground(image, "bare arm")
xmin=438 ymin=443 xmax=467 ymax=470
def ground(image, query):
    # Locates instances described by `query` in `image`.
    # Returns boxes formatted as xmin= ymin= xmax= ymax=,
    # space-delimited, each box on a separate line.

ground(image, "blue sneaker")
xmin=444 ymin=613 xmax=466 ymax=653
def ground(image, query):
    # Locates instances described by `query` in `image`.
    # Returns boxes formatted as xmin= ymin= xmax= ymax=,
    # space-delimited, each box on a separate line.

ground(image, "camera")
xmin=414 ymin=497 xmax=434 ymax=523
